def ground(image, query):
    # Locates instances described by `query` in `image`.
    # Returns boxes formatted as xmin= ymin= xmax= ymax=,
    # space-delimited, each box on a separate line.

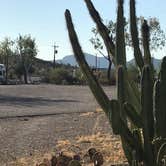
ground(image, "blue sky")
xmin=0 ymin=0 xmax=165 ymax=61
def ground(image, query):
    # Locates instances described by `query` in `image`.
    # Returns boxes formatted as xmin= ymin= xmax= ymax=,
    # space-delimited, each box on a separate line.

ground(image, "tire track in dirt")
xmin=0 ymin=110 xmax=96 ymax=120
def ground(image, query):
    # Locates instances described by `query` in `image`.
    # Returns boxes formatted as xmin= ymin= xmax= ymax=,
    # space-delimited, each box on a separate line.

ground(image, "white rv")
xmin=0 ymin=64 xmax=6 ymax=83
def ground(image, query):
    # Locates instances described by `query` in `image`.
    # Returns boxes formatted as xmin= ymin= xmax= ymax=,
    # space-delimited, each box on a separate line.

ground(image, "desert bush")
xmin=98 ymin=70 xmax=116 ymax=85
xmin=47 ymin=67 xmax=79 ymax=85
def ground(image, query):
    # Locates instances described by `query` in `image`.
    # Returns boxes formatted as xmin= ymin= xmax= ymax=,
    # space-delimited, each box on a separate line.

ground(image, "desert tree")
xmin=16 ymin=34 xmax=37 ymax=84
xmin=0 ymin=37 xmax=14 ymax=84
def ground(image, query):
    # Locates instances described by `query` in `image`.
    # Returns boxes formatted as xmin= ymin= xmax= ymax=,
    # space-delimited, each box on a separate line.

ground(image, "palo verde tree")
xmin=65 ymin=0 xmax=166 ymax=165
xmin=90 ymin=17 xmax=166 ymax=83
xmin=16 ymin=35 xmax=37 ymax=84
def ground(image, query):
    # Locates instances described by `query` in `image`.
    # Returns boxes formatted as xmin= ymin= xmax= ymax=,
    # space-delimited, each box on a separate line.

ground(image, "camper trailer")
xmin=0 ymin=64 xmax=6 ymax=84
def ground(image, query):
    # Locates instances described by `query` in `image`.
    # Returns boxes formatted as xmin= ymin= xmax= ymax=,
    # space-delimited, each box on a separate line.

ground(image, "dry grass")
xmin=7 ymin=153 xmax=52 ymax=166
xmin=7 ymin=132 xmax=127 ymax=166
xmin=79 ymin=112 xmax=95 ymax=117
xmin=76 ymin=132 xmax=127 ymax=165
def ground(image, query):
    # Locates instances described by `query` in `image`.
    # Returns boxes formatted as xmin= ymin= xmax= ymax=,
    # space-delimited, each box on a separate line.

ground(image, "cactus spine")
xmin=65 ymin=0 xmax=166 ymax=165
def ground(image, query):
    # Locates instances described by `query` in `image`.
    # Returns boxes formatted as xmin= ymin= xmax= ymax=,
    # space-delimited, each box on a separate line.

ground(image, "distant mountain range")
xmin=57 ymin=53 xmax=161 ymax=70
xmin=57 ymin=53 xmax=109 ymax=68
xmin=128 ymin=58 xmax=161 ymax=71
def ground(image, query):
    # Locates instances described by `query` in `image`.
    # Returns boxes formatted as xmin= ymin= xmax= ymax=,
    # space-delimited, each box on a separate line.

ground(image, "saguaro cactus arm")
xmin=65 ymin=10 xmax=110 ymax=115
xmin=142 ymin=20 xmax=151 ymax=65
xmin=109 ymin=100 xmax=121 ymax=135
xmin=123 ymin=102 xmax=143 ymax=128
xmin=110 ymin=100 xmax=143 ymax=161
xmin=142 ymin=20 xmax=155 ymax=81
xmin=115 ymin=0 xmax=126 ymax=67
xmin=84 ymin=0 xmax=115 ymax=63
xmin=130 ymin=0 xmax=144 ymax=71
xmin=117 ymin=66 xmax=127 ymax=121
xmin=154 ymin=57 xmax=166 ymax=138
xmin=141 ymin=65 xmax=155 ymax=165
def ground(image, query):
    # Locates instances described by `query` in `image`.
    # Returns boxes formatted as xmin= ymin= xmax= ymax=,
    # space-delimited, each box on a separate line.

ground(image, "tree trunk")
xmin=5 ymin=54 xmax=9 ymax=85
xmin=107 ymin=60 xmax=112 ymax=85
xmin=23 ymin=67 xmax=28 ymax=84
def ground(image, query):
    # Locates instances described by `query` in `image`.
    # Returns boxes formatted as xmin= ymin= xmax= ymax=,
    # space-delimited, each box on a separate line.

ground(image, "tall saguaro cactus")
xmin=65 ymin=0 xmax=166 ymax=165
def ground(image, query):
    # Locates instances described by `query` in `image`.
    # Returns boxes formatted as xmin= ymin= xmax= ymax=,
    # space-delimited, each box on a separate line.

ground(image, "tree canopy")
xmin=16 ymin=34 xmax=37 ymax=83
xmin=90 ymin=17 xmax=166 ymax=55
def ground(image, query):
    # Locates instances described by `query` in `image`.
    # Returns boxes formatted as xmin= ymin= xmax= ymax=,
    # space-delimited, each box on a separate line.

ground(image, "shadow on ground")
xmin=0 ymin=95 xmax=79 ymax=107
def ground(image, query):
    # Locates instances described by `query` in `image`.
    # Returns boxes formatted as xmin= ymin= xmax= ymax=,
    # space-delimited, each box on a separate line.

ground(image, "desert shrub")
xmin=47 ymin=67 xmax=79 ymax=85
xmin=98 ymin=70 xmax=116 ymax=85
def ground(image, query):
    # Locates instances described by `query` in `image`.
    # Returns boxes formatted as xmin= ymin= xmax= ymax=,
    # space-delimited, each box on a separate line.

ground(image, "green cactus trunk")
xmin=141 ymin=65 xmax=155 ymax=165
xmin=115 ymin=0 xmax=126 ymax=67
xmin=84 ymin=0 xmax=115 ymax=64
xmin=154 ymin=57 xmax=166 ymax=138
xmin=130 ymin=0 xmax=144 ymax=71
xmin=65 ymin=10 xmax=110 ymax=116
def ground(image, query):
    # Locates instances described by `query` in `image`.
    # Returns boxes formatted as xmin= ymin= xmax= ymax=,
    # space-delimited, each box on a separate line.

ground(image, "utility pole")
xmin=52 ymin=43 xmax=59 ymax=69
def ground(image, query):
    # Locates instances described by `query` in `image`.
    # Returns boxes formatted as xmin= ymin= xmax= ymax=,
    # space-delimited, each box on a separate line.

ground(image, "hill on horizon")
xmin=57 ymin=53 xmax=109 ymax=68
xmin=57 ymin=53 xmax=162 ymax=70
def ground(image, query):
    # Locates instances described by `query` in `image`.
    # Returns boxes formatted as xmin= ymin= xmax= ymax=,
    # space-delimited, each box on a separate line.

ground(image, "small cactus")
xmin=56 ymin=152 xmax=72 ymax=166
xmin=88 ymin=148 xmax=97 ymax=160
xmin=88 ymin=148 xmax=104 ymax=166
xmin=92 ymin=151 xmax=104 ymax=166
xmin=73 ymin=154 xmax=81 ymax=161
xmin=68 ymin=160 xmax=82 ymax=166
xmin=51 ymin=155 xmax=57 ymax=166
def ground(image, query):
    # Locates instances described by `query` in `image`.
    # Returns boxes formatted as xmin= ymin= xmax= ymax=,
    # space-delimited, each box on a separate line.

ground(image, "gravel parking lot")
xmin=0 ymin=84 xmax=116 ymax=164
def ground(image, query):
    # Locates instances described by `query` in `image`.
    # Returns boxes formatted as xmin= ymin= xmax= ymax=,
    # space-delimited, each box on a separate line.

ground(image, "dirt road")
xmin=0 ymin=84 xmax=116 ymax=164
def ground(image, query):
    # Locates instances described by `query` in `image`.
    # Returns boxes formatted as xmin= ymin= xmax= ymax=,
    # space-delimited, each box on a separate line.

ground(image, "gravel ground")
xmin=0 ymin=84 xmax=117 ymax=165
